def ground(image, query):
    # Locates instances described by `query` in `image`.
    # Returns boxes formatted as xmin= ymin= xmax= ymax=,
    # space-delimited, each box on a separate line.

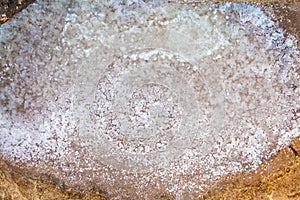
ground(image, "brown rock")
xmin=0 ymin=1 xmax=299 ymax=200
xmin=0 ymin=0 xmax=35 ymax=25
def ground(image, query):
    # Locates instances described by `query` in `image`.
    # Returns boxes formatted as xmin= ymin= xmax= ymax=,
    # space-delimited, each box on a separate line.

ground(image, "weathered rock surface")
xmin=0 ymin=0 xmax=35 ymax=25
xmin=0 ymin=1 xmax=299 ymax=199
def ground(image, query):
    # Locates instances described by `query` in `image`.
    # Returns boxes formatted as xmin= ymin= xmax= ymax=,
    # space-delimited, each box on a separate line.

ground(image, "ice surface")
xmin=0 ymin=1 xmax=299 ymax=199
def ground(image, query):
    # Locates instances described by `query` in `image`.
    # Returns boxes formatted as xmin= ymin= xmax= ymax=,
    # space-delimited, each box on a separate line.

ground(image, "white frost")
xmin=0 ymin=1 xmax=299 ymax=199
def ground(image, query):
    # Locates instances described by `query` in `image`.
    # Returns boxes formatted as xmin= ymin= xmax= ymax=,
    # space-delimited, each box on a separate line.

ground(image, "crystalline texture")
xmin=0 ymin=1 xmax=299 ymax=199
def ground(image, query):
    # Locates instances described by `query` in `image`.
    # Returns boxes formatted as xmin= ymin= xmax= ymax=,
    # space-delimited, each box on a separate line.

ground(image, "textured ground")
xmin=201 ymin=137 xmax=300 ymax=200
xmin=1 ymin=137 xmax=300 ymax=199
xmin=0 ymin=1 xmax=300 ymax=200
xmin=0 ymin=0 xmax=35 ymax=25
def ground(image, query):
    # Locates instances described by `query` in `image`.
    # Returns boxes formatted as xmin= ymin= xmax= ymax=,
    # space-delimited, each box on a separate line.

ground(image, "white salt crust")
xmin=0 ymin=1 xmax=299 ymax=199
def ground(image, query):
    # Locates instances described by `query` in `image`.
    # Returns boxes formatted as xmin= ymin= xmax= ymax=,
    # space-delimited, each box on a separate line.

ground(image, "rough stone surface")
xmin=200 ymin=137 xmax=300 ymax=200
xmin=0 ymin=0 xmax=299 ymax=199
xmin=0 ymin=0 xmax=35 ymax=25
xmin=1 ymin=137 xmax=300 ymax=199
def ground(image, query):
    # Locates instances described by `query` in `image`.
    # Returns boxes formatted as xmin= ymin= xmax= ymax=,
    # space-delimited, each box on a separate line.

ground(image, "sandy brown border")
xmin=0 ymin=0 xmax=35 ymax=25
xmin=0 ymin=1 xmax=299 ymax=200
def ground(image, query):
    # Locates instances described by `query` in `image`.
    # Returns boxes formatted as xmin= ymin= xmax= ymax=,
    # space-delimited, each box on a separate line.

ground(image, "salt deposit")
xmin=0 ymin=1 xmax=299 ymax=199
